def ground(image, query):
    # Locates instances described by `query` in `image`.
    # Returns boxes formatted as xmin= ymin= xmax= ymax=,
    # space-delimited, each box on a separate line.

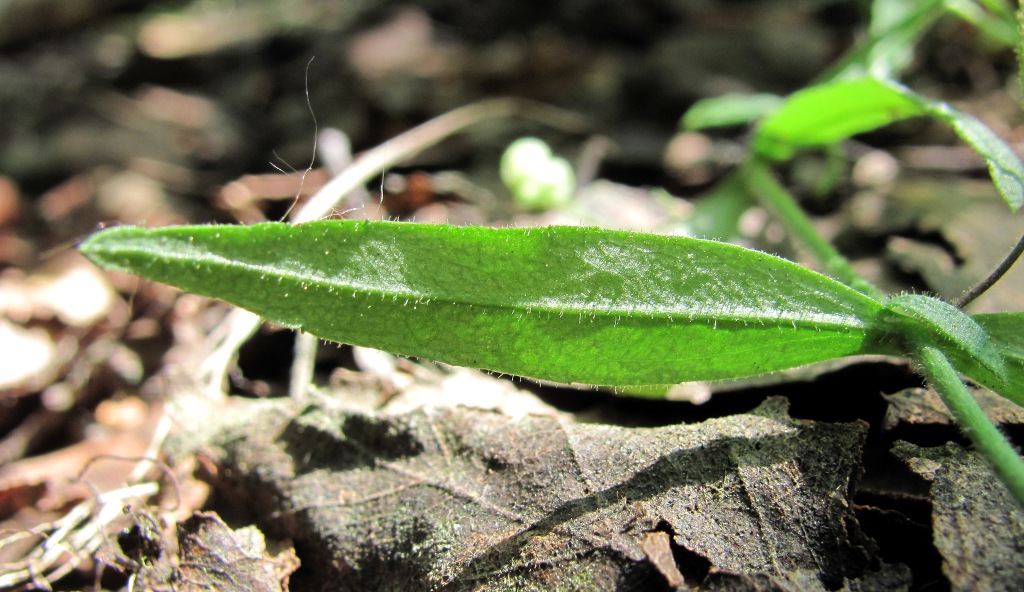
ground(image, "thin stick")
xmin=952 ymin=229 xmax=1024 ymax=308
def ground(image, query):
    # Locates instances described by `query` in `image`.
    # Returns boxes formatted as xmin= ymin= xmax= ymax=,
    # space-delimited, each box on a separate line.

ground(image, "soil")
xmin=1 ymin=2 xmax=1024 ymax=591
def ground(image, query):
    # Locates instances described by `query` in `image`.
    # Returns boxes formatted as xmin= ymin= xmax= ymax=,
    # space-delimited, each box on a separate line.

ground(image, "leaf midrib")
xmin=144 ymin=245 xmax=872 ymax=333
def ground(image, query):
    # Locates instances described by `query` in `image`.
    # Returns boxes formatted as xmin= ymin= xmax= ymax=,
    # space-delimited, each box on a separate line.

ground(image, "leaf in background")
xmin=905 ymin=88 xmax=1024 ymax=211
xmin=866 ymin=0 xmax=944 ymax=76
xmin=893 ymin=441 xmax=1024 ymax=589
xmin=680 ymin=93 xmax=782 ymax=131
xmin=943 ymin=0 xmax=1019 ymax=47
xmin=176 ymin=512 xmax=299 ymax=592
xmin=682 ymin=173 xmax=752 ymax=241
xmin=1019 ymin=3 xmax=1024 ymax=102
xmin=753 ymin=77 xmax=1024 ymax=211
xmin=753 ymin=78 xmax=924 ymax=160
xmin=80 ymin=221 xmax=884 ymax=387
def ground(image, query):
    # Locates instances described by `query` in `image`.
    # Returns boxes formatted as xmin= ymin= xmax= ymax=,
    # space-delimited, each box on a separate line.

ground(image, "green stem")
xmin=740 ymin=159 xmax=885 ymax=300
xmin=915 ymin=342 xmax=1024 ymax=508
xmin=976 ymin=0 xmax=1014 ymax=21
xmin=813 ymin=0 xmax=942 ymax=82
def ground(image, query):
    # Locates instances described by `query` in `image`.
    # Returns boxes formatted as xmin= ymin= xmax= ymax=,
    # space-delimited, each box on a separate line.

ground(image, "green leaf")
xmin=753 ymin=77 xmax=1024 ymax=211
xmin=950 ymin=312 xmax=1024 ymax=406
xmin=904 ymin=88 xmax=1024 ymax=211
xmin=943 ymin=0 xmax=1019 ymax=47
xmin=80 ymin=221 xmax=884 ymax=387
xmin=975 ymin=312 xmax=1024 ymax=356
xmin=681 ymin=93 xmax=783 ymax=131
xmin=878 ymin=294 xmax=1005 ymax=375
xmin=866 ymin=0 xmax=944 ymax=76
xmin=1019 ymin=4 xmax=1024 ymax=103
xmin=684 ymin=173 xmax=752 ymax=241
xmin=869 ymin=295 xmax=1024 ymax=406
xmin=753 ymin=78 xmax=924 ymax=160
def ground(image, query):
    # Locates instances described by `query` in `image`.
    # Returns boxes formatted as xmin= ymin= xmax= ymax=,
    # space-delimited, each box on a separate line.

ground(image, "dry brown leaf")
xmin=175 ymin=512 xmax=299 ymax=592
xmin=893 ymin=442 xmax=1024 ymax=592
xmin=883 ymin=387 xmax=1024 ymax=430
xmin=170 ymin=395 xmax=908 ymax=591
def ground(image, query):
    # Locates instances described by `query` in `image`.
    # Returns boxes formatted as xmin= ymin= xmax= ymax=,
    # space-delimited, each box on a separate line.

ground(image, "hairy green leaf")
xmin=879 ymin=294 xmax=1005 ymax=376
xmin=948 ymin=312 xmax=1024 ymax=406
xmin=80 ymin=221 xmax=885 ymax=387
xmin=867 ymin=297 xmax=1024 ymax=406
xmin=681 ymin=93 xmax=783 ymax=131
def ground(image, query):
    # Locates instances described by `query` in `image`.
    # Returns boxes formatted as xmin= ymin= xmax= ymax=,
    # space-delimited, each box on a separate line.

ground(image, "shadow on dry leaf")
xmin=894 ymin=441 xmax=1024 ymax=592
xmin=169 ymin=395 xmax=911 ymax=591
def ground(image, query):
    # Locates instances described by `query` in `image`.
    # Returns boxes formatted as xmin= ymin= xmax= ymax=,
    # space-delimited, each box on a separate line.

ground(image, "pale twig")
xmin=0 ymin=415 xmax=171 ymax=589
xmin=199 ymin=98 xmax=588 ymax=399
xmin=287 ymin=128 xmax=357 ymax=401
xmin=291 ymin=98 xmax=587 ymax=224
xmin=0 ymin=482 xmax=160 ymax=590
